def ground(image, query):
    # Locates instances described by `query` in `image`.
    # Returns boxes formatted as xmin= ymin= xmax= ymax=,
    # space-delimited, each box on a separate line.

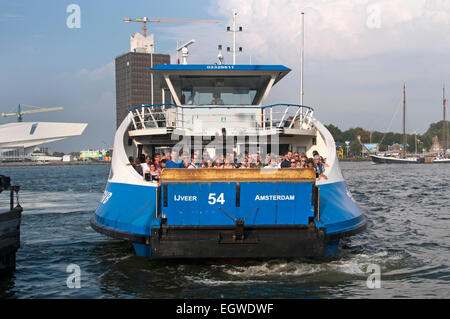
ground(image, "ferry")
xmin=90 ymin=62 xmax=367 ymax=259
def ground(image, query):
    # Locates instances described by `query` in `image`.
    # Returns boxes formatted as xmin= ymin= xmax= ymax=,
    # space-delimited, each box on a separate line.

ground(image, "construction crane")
xmin=122 ymin=17 xmax=219 ymax=37
xmin=1 ymin=104 xmax=64 ymax=122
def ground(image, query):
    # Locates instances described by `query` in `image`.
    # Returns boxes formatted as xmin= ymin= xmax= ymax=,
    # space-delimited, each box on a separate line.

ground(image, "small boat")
xmin=432 ymin=157 xmax=450 ymax=163
xmin=369 ymin=154 xmax=424 ymax=164
xmin=0 ymin=175 xmax=22 ymax=273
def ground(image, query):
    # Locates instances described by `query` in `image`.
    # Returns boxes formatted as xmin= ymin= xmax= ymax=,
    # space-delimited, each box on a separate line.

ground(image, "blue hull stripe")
xmin=94 ymin=180 xmax=366 ymax=238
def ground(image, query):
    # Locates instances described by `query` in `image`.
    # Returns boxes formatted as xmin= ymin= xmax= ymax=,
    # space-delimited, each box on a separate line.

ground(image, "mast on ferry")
xmin=300 ymin=12 xmax=304 ymax=106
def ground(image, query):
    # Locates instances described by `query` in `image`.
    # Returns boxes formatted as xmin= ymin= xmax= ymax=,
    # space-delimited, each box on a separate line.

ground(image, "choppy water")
xmin=0 ymin=162 xmax=449 ymax=298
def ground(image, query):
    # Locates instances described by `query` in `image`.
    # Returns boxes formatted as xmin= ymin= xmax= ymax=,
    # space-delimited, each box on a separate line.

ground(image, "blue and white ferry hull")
xmin=91 ymin=114 xmax=367 ymax=259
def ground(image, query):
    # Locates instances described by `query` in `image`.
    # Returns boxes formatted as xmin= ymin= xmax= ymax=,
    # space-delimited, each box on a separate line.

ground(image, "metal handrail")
xmin=128 ymin=103 xmax=314 ymax=132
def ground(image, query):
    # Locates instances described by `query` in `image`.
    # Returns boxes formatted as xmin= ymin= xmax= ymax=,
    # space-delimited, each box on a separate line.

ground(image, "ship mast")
xmin=402 ymin=83 xmax=407 ymax=159
xmin=443 ymin=86 xmax=448 ymax=153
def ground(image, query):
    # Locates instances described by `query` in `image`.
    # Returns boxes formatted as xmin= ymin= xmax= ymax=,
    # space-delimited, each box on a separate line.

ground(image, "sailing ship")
xmin=369 ymin=84 xmax=425 ymax=164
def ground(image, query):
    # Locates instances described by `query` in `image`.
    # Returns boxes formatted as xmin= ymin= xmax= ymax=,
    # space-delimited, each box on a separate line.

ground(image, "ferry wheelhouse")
xmin=91 ymin=64 xmax=367 ymax=258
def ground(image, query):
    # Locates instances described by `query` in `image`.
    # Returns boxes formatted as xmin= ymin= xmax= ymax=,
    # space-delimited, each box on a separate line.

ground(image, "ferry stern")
xmin=91 ymin=64 xmax=367 ymax=259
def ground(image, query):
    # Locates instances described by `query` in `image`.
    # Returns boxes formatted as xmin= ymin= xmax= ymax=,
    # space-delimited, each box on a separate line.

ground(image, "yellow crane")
xmin=2 ymin=104 xmax=64 ymax=122
xmin=122 ymin=17 xmax=219 ymax=37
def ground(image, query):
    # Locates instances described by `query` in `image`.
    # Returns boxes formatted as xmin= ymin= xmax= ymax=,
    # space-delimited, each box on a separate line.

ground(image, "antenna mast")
xmin=300 ymin=12 xmax=304 ymax=106
xmin=226 ymin=11 xmax=243 ymax=65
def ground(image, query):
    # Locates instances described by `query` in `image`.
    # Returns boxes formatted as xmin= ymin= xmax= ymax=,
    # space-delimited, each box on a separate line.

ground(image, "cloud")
xmin=77 ymin=61 xmax=114 ymax=82
xmin=158 ymin=0 xmax=450 ymax=134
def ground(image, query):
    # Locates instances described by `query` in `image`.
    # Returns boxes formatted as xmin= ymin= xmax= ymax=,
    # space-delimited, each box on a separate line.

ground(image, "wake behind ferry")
xmin=91 ymin=60 xmax=367 ymax=259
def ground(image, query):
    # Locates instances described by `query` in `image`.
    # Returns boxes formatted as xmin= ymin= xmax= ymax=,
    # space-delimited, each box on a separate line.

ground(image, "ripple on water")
xmin=0 ymin=162 xmax=449 ymax=298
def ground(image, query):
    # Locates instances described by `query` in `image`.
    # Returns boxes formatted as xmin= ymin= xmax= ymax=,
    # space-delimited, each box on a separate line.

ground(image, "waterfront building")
xmin=115 ymin=32 xmax=171 ymax=128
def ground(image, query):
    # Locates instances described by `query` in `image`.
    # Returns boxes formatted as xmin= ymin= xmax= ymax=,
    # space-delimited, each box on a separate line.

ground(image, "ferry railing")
xmin=128 ymin=104 xmax=178 ymax=130
xmin=128 ymin=104 xmax=314 ymax=133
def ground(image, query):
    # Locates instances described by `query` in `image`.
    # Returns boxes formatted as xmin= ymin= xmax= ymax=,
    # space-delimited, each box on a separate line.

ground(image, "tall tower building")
xmin=115 ymin=32 xmax=170 ymax=128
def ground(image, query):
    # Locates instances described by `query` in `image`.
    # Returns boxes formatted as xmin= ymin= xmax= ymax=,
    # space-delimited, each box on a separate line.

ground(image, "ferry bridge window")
xmin=170 ymin=75 xmax=271 ymax=105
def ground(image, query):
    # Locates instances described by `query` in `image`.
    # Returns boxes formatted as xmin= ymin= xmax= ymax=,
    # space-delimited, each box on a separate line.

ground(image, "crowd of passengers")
xmin=128 ymin=150 xmax=328 ymax=182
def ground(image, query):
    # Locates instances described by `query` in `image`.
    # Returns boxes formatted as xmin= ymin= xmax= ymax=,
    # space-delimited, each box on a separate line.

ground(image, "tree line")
xmin=326 ymin=120 xmax=450 ymax=155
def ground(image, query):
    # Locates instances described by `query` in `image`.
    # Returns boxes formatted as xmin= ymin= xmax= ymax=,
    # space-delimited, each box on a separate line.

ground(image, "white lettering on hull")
xmin=174 ymin=195 xmax=198 ymax=202
xmin=254 ymin=195 xmax=295 ymax=201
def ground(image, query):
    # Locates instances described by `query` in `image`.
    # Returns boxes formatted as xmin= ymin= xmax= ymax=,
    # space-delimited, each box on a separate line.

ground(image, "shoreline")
xmin=0 ymin=161 xmax=111 ymax=167
xmin=338 ymin=157 xmax=371 ymax=162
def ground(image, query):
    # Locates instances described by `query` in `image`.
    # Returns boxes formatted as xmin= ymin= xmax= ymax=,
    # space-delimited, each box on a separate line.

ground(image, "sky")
xmin=0 ymin=0 xmax=449 ymax=153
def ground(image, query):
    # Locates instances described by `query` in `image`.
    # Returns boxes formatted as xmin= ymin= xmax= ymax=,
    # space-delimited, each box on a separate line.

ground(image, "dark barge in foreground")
xmin=0 ymin=175 xmax=22 ymax=273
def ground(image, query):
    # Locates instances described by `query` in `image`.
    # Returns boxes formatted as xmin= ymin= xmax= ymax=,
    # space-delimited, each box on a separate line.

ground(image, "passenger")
xmin=306 ymin=158 xmax=315 ymax=169
xmin=165 ymin=151 xmax=184 ymax=168
xmin=293 ymin=152 xmax=300 ymax=161
xmin=160 ymin=159 xmax=166 ymax=170
xmin=193 ymin=150 xmax=202 ymax=168
xmin=211 ymin=92 xmax=224 ymax=105
xmin=290 ymin=159 xmax=297 ymax=168
xmin=154 ymin=155 xmax=161 ymax=170
xmin=213 ymin=158 xmax=223 ymax=168
xmin=149 ymin=164 xmax=160 ymax=181
xmin=141 ymin=156 xmax=153 ymax=181
xmin=134 ymin=158 xmax=143 ymax=175
xmin=223 ymin=156 xmax=234 ymax=169
xmin=264 ymin=153 xmax=272 ymax=166
xmin=280 ymin=151 xmax=291 ymax=168
xmin=287 ymin=151 xmax=293 ymax=161
xmin=206 ymin=160 xmax=213 ymax=168
xmin=312 ymin=150 xmax=319 ymax=157
xmin=314 ymin=155 xmax=328 ymax=180
xmin=298 ymin=156 xmax=307 ymax=168
xmin=240 ymin=158 xmax=250 ymax=168
xmin=251 ymin=153 xmax=262 ymax=168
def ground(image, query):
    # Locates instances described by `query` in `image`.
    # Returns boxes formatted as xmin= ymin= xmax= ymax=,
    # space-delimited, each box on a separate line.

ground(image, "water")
xmin=0 ymin=162 xmax=449 ymax=298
